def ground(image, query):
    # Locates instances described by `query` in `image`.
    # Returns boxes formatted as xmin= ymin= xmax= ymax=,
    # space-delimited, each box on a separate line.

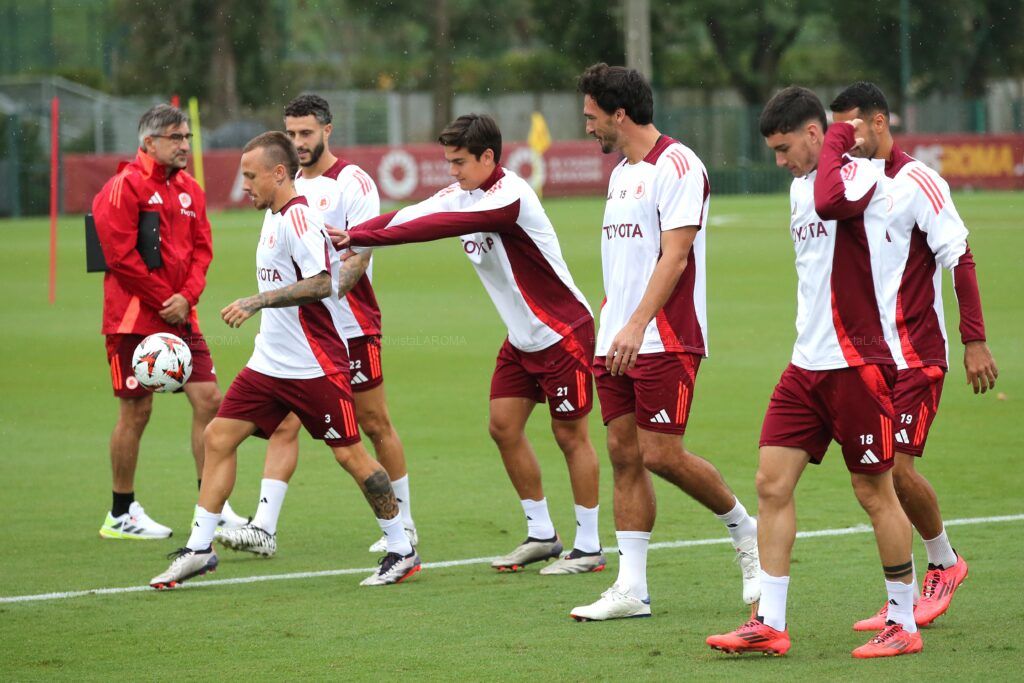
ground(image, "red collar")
xmin=478 ymin=165 xmax=505 ymax=192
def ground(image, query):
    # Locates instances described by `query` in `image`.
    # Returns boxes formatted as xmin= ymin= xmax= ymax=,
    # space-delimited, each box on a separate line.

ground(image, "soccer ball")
xmin=131 ymin=333 xmax=193 ymax=392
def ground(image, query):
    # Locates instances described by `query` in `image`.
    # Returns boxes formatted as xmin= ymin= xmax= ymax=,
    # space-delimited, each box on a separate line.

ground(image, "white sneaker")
xmin=359 ymin=551 xmax=422 ymax=586
xmin=735 ymin=533 xmax=761 ymax=605
xmin=570 ymin=584 xmax=652 ymax=621
xmin=490 ymin=535 xmax=563 ymax=572
xmin=149 ymin=547 xmax=218 ymax=589
xmin=218 ymin=500 xmax=250 ymax=531
xmin=539 ymin=549 xmax=608 ymax=575
xmin=99 ymin=501 xmax=172 ymax=540
xmin=368 ymin=526 xmax=418 ymax=553
xmin=215 ymin=523 xmax=277 ymax=557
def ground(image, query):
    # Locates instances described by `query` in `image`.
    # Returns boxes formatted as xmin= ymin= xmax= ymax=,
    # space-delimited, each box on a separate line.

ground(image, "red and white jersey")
xmin=295 ymin=158 xmax=382 ymax=338
xmin=796 ymin=124 xmax=898 ymax=370
xmin=247 ymin=196 xmax=349 ymax=379
xmin=881 ymin=144 xmax=986 ymax=369
xmin=596 ymin=136 xmax=710 ymax=357
xmin=348 ymin=166 xmax=593 ymax=352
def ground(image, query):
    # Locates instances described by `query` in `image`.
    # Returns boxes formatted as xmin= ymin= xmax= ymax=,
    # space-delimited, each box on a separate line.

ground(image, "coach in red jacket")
xmin=91 ymin=104 xmax=245 ymax=540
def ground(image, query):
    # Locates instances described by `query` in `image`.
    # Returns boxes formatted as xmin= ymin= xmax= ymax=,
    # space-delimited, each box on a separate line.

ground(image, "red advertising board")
xmin=62 ymin=133 xmax=1024 ymax=213
xmin=895 ymin=134 xmax=1024 ymax=190
xmin=62 ymin=140 xmax=620 ymax=214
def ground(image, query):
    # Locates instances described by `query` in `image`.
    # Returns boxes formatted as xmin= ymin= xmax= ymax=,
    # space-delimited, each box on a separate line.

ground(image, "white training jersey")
xmin=880 ymin=150 xmax=973 ymax=369
xmin=247 ymin=196 xmax=349 ymax=379
xmin=348 ymin=166 xmax=593 ymax=352
xmin=295 ymin=159 xmax=383 ymax=338
xmin=791 ymin=125 xmax=898 ymax=370
xmin=596 ymin=135 xmax=710 ymax=357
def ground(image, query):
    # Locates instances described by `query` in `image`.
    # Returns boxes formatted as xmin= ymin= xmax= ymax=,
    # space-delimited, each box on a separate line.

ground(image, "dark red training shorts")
xmin=892 ymin=366 xmax=945 ymax=456
xmin=594 ymin=351 xmax=701 ymax=435
xmin=759 ymin=363 xmax=898 ymax=474
xmin=347 ymin=334 xmax=385 ymax=393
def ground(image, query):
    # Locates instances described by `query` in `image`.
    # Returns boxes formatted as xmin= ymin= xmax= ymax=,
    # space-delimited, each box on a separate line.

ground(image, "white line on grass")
xmin=2 ymin=513 xmax=1021 ymax=605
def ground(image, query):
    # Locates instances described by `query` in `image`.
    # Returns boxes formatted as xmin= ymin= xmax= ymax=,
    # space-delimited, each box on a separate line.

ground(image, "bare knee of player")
xmin=357 ymin=404 xmax=395 ymax=445
xmin=850 ymin=469 xmax=897 ymax=517
xmin=890 ymin=452 xmax=919 ymax=499
xmin=639 ymin=434 xmax=680 ymax=477
xmin=118 ymin=395 xmax=153 ymax=433
xmin=606 ymin=420 xmax=642 ymax=474
xmin=188 ymin=382 xmax=223 ymax=423
xmin=203 ymin=418 xmax=242 ymax=461
xmin=551 ymin=417 xmax=591 ymax=456
xmin=756 ymin=463 xmax=795 ymax=511
xmin=266 ymin=414 xmax=301 ymax=478
xmin=488 ymin=414 xmax=523 ymax=447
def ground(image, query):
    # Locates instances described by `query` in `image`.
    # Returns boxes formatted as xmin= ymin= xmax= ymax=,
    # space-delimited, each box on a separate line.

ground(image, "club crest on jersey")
xmin=840 ymin=162 xmax=857 ymax=181
xmin=633 ymin=181 xmax=646 ymax=199
xmin=791 ymin=221 xmax=828 ymax=242
xmin=179 ymin=192 xmax=192 ymax=208
xmin=263 ymin=232 xmax=277 ymax=249
xmin=603 ymin=223 xmax=644 ymax=239
xmin=318 ymin=195 xmax=330 ymax=211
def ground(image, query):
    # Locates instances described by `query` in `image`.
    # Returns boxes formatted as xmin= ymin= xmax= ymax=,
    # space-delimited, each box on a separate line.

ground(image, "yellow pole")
xmin=188 ymin=97 xmax=205 ymax=190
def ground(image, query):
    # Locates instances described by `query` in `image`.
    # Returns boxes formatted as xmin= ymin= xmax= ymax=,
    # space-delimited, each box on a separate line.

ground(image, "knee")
xmin=851 ymin=476 xmax=890 ymax=516
xmin=551 ymin=420 xmax=587 ymax=454
xmin=194 ymin=387 xmax=223 ymax=420
xmin=756 ymin=468 xmax=793 ymax=508
xmin=120 ymin=399 xmax=152 ymax=431
xmin=607 ymin=437 xmax=641 ymax=476
xmin=357 ymin=409 xmax=393 ymax=443
xmin=891 ymin=458 xmax=915 ymax=498
xmin=202 ymin=422 xmax=234 ymax=458
xmin=488 ymin=417 xmax=521 ymax=447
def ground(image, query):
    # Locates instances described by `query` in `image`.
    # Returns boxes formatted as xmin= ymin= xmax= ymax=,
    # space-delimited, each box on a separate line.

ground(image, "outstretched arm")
xmin=221 ymin=271 xmax=332 ymax=328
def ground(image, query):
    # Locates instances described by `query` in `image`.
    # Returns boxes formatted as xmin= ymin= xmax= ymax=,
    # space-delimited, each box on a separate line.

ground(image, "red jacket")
xmin=92 ymin=150 xmax=213 ymax=336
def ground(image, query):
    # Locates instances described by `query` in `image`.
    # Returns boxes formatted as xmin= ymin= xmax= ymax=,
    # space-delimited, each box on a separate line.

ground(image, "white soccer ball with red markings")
xmin=131 ymin=333 xmax=193 ymax=393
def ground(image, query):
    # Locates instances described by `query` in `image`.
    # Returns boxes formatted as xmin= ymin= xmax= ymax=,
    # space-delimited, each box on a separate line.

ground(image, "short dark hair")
xmin=830 ymin=82 xmax=890 ymax=118
xmin=759 ymin=86 xmax=828 ymax=137
xmin=577 ymin=62 xmax=654 ymax=125
xmin=284 ymin=94 xmax=332 ymax=125
xmin=243 ymin=131 xmax=300 ymax=179
xmin=138 ymin=104 xmax=188 ymax=147
xmin=438 ymin=114 xmax=502 ymax=163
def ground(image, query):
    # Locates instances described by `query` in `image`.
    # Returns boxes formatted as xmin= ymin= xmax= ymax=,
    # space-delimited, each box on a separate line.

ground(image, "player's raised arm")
xmin=814 ymin=121 xmax=878 ymax=220
xmin=221 ymin=271 xmax=331 ymax=328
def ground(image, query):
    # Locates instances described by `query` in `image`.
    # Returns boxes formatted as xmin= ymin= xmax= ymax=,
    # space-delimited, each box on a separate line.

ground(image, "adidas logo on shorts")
xmin=555 ymin=399 xmax=575 ymax=413
xmin=649 ymin=409 xmax=672 ymax=424
xmin=351 ymin=371 xmax=369 ymax=384
xmin=324 ymin=427 xmax=342 ymax=440
xmin=895 ymin=428 xmax=909 ymax=444
xmin=860 ymin=449 xmax=880 ymax=465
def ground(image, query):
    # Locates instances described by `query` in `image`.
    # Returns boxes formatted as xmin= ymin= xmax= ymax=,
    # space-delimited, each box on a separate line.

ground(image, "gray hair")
xmin=138 ymin=104 xmax=189 ymax=147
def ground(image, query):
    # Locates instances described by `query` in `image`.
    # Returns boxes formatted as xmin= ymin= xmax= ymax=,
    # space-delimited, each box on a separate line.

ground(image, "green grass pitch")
xmin=0 ymin=192 xmax=1021 ymax=679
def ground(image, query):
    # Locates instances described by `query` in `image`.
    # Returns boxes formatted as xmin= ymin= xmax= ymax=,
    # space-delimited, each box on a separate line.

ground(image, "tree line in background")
xmin=3 ymin=0 xmax=1024 ymax=126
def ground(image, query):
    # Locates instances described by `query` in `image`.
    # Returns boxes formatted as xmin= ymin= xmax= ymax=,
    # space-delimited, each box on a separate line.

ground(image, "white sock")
xmin=885 ymin=580 xmax=917 ymax=632
xmin=715 ymin=497 xmax=758 ymax=545
xmin=391 ymin=475 xmax=414 ymax=528
xmin=378 ymin=514 xmax=413 ymax=556
xmin=186 ymin=505 xmax=219 ymax=551
xmin=573 ymin=504 xmax=601 ymax=553
xmin=922 ymin=528 xmax=958 ymax=569
xmin=911 ymin=557 xmax=920 ymax=604
xmin=221 ymin=499 xmax=240 ymax=521
xmin=614 ymin=531 xmax=651 ymax=600
xmin=251 ymin=479 xmax=288 ymax=535
xmin=521 ymin=498 xmax=556 ymax=540
xmin=757 ymin=571 xmax=789 ymax=631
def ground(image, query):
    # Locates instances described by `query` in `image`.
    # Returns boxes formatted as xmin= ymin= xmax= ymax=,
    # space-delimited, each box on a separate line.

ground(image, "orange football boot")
xmin=915 ymin=555 xmax=968 ymax=626
xmin=706 ymin=618 xmax=791 ymax=656
xmin=852 ymin=622 xmax=923 ymax=658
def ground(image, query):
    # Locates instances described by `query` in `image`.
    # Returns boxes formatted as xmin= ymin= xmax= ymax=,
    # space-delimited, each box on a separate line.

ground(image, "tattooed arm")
xmin=337 ymin=250 xmax=372 ymax=296
xmin=221 ymin=271 xmax=331 ymax=328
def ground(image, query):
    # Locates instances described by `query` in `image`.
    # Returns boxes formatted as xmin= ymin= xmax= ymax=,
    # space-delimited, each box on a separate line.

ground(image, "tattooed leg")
xmin=361 ymin=468 xmax=400 ymax=519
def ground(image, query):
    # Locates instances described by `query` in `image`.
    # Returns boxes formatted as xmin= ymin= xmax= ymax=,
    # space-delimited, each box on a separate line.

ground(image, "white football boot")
xmin=360 ymin=551 xmax=422 ymax=586
xmin=570 ymin=584 xmax=652 ymax=621
xmin=149 ymin=547 xmax=218 ymax=589
xmin=99 ymin=501 xmax=172 ymax=540
xmin=539 ymin=549 xmax=608 ymax=575
xmin=735 ymin=533 xmax=761 ymax=605
xmin=490 ymin=535 xmax=563 ymax=572
xmin=368 ymin=526 xmax=418 ymax=553
xmin=215 ymin=523 xmax=277 ymax=557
